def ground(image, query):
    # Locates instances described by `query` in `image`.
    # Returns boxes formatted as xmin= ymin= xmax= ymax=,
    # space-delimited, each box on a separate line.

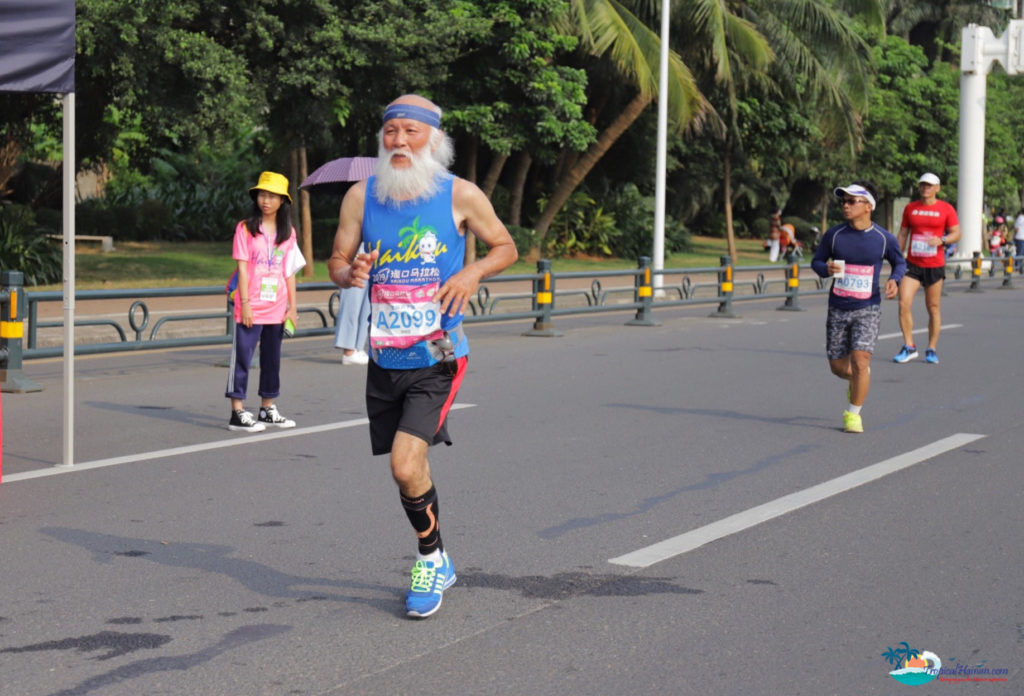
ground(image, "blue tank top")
xmin=363 ymin=173 xmax=468 ymax=369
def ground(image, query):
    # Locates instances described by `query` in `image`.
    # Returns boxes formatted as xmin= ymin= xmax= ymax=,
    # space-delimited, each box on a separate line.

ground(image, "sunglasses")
xmin=841 ymin=198 xmax=867 ymax=206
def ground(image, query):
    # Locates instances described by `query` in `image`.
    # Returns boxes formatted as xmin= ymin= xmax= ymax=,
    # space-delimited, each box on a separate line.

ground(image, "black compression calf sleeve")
xmin=400 ymin=485 xmax=442 ymax=555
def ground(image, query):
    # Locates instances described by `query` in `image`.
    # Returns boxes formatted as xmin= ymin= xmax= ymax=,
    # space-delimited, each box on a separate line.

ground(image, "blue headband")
xmin=382 ymin=103 xmax=441 ymax=129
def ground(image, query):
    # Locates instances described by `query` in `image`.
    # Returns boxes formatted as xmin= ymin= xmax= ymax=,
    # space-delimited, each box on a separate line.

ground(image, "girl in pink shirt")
xmin=224 ymin=171 xmax=302 ymax=432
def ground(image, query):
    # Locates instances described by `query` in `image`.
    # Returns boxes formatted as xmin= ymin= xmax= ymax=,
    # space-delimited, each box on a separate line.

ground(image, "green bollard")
xmin=1 ymin=270 xmax=43 ymax=393
xmin=778 ymin=253 xmax=804 ymax=312
xmin=522 ymin=259 xmax=562 ymax=337
xmin=999 ymin=254 xmax=1014 ymax=289
xmin=966 ymin=251 xmax=984 ymax=293
xmin=709 ymin=256 xmax=738 ymax=318
xmin=626 ymin=256 xmax=660 ymax=327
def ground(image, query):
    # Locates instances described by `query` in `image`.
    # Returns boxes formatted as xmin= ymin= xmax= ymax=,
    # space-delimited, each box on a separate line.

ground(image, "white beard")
xmin=373 ymin=131 xmax=454 ymax=205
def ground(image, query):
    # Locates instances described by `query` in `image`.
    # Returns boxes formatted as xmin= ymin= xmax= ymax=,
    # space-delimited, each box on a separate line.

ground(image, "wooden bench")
xmin=47 ymin=234 xmax=115 ymax=252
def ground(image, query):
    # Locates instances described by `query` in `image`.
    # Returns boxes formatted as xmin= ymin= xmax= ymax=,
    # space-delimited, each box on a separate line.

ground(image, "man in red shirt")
xmin=894 ymin=172 xmax=960 ymax=364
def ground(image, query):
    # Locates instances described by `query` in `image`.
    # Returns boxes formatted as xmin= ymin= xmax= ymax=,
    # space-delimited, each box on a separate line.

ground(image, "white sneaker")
xmin=258 ymin=404 xmax=296 ymax=428
xmin=341 ymin=350 xmax=369 ymax=365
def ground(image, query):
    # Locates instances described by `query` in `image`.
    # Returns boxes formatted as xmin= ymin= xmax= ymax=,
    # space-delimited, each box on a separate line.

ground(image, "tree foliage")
xmin=984 ymin=69 xmax=1024 ymax=213
xmin=857 ymin=36 xmax=959 ymax=198
xmin=76 ymin=0 xmax=260 ymax=167
xmin=2 ymin=0 xmax=1023 ymax=274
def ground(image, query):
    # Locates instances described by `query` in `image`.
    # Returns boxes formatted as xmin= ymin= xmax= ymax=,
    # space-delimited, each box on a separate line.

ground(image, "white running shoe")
xmin=341 ymin=350 xmax=369 ymax=365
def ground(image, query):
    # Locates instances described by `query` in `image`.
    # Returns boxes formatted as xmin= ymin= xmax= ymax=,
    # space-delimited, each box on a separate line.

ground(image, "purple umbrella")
xmin=300 ymin=156 xmax=377 ymax=194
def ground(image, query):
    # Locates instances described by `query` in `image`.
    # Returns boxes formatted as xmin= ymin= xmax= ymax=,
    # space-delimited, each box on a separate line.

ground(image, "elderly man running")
xmin=328 ymin=94 xmax=517 ymax=618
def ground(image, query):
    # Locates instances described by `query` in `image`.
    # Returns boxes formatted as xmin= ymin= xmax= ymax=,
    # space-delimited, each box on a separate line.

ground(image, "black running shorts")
xmin=365 ymin=357 xmax=467 ymax=456
xmin=904 ymin=263 xmax=945 ymax=287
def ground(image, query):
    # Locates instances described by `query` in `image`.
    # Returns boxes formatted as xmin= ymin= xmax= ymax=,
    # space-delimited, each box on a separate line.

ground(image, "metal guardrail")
xmin=22 ymin=285 xmax=343 ymax=359
xmin=4 ymin=251 xmax=1021 ymax=367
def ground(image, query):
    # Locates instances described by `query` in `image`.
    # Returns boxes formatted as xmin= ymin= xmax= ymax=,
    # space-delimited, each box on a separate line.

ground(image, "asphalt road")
xmin=1 ymin=286 xmax=1021 ymax=695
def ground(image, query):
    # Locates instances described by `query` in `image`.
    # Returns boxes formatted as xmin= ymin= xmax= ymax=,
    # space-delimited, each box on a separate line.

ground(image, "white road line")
xmin=608 ymin=432 xmax=985 ymax=568
xmin=3 ymin=404 xmax=476 ymax=484
xmin=877 ymin=323 xmax=962 ymax=341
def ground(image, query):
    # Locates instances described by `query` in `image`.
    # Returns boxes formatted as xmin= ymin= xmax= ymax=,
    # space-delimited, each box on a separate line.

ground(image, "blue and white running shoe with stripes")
xmin=405 ymin=550 xmax=456 ymax=618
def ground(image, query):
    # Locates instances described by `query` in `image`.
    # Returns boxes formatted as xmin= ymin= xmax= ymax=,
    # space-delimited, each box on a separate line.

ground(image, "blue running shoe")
xmin=893 ymin=345 xmax=918 ymax=363
xmin=925 ymin=348 xmax=939 ymax=364
xmin=405 ymin=551 xmax=456 ymax=618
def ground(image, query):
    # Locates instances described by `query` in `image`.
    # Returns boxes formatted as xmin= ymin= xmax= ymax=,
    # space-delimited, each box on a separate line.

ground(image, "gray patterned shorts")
xmin=826 ymin=304 xmax=881 ymax=359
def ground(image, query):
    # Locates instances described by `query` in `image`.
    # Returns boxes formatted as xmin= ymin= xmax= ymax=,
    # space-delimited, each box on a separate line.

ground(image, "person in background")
xmin=989 ymin=226 xmax=1005 ymax=257
xmin=767 ymin=211 xmax=795 ymax=263
xmin=893 ymin=172 xmax=960 ymax=365
xmin=334 ymin=285 xmax=371 ymax=365
xmin=225 ymin=171 xmax=301 ymax=432
xmin=1013 ymin=208 xmax=1024 ymax=259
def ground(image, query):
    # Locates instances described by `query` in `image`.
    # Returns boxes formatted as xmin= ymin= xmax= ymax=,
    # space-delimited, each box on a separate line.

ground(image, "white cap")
xmin=918 ymin=172 xmax=940 ymax=186
xmin=833 ymin=184 xmax=876 ymax=211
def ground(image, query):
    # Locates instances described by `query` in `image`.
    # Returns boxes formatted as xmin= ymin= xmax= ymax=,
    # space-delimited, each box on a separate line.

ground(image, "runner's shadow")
xmin=40 ymin=527 xmax=394 ymax=614
xmin=457 ymin=570 xmax=703 ymax=599
xmin=537 ymin=441 xmax=819 ymax=539
xmin=39 ymin=624 xmax=290 ymax=696
xmin=605 ymin=402 xmax=833 ymax=430
xmin=81 ymin=400 xmax=220 ymax=428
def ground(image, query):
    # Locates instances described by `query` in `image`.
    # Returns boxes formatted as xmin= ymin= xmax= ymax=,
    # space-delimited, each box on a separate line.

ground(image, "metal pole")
xmin=652 ymin=0 xmax=671 ymax=294
xmin=62 ymin=92 xmax=75 ymax=467
xmin=958 ymin=26 xmax=988 ymax=260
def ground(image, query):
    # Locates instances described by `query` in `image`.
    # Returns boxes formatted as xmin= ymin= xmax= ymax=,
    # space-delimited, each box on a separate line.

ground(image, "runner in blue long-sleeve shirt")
xmin=811 ymin=182 xmax=906 ymax=433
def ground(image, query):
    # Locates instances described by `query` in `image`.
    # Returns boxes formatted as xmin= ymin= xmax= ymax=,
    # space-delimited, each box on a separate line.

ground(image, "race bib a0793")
xmin=832 ymin=263 xmax=874 ymax=300
xmin=370 ymin=282 xmax=444 ymax=349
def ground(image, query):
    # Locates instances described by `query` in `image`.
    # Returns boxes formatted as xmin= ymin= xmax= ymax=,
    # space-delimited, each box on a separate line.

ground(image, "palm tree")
xmin=530 ymin=0 xmax=708 ymax=250
xmin=680 ymin=1 xmax=773 ymax=260
xmin=895 ymin=641 xmax=920 ymax=667
xmin=536 ymin=0 xmax=880 ymax=261
xmin=881 ymin=646 xmax=901 ymax=667
xmin=686 ymin=0 xmax=883 ymax=259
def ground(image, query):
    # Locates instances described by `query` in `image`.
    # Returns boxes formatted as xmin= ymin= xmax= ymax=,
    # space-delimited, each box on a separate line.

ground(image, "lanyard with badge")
xmin=259 ymin=226 xmax=280 ymax=301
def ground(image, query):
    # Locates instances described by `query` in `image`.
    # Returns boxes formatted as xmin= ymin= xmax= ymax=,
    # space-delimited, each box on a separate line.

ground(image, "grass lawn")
xmin=33 ymin=235 xmax=771 ymax=290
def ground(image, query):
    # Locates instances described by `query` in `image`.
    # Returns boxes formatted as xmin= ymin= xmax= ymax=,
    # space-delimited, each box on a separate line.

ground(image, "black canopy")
xmin=0 ymin=0 xmax=75 ymax=93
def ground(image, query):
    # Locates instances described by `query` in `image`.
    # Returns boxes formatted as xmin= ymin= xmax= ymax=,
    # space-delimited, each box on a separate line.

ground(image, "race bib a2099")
xmin=370 ymin=282 xmax=444 ymax=349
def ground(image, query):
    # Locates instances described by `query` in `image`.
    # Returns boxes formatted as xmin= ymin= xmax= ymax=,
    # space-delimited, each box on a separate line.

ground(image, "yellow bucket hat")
xmin=249 ymin=171 xmax=292 ymax=204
